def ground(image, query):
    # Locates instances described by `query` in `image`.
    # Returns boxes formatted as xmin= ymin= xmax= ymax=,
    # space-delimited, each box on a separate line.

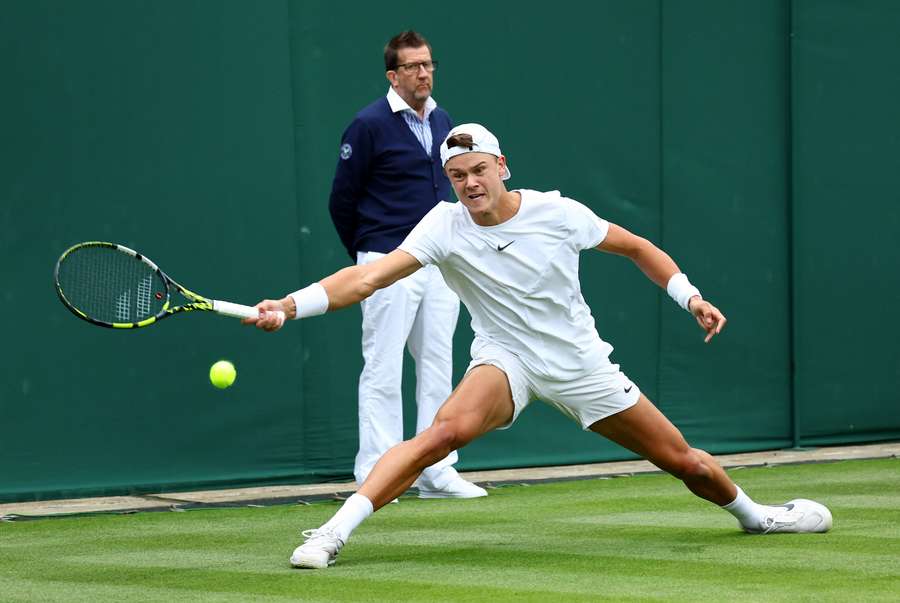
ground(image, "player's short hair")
xmin=441 ymin=123 xmax=510 ymax=179
xmin=445 ymin=133 xmax=475 ymax=151
xmin=384 ymin=31 xmax=432 ymax=71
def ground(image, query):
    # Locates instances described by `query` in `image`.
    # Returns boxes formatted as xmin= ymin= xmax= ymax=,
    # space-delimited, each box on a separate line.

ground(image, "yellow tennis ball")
xmin=209 ymin=360 xmax=236 ymax=389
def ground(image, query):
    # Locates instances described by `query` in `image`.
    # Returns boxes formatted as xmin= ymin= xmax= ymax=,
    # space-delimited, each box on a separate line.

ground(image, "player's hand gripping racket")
xmin=54 ymin=241 xmax=283 ymax=329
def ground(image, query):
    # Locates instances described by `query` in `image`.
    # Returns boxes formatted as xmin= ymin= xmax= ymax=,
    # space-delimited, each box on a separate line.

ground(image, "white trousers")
xmin=355 ymin=251 xmax=461 ymax=487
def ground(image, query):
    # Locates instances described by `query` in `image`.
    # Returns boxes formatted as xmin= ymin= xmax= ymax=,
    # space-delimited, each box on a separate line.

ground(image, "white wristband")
xmin=288 ymin=283 xmax=329 ymax=319
xmin=666 ymin=273 xmax=701 ymax=312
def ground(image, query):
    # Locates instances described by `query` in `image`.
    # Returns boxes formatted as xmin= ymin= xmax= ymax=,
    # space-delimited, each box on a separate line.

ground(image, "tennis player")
xmin=247 ymin=123 xmax=832 ymax=569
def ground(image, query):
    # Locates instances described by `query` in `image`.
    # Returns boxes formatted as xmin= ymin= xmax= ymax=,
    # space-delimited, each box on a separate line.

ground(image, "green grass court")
xmin=2 ymin=458 xmax=898 ymax=602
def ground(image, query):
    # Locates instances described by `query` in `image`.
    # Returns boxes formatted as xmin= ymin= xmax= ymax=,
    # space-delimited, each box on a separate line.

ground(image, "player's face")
xmin=386 ymin=46 xmax=434 ymax=109
xmin=445 ymin=152 xmax=507 ymax=214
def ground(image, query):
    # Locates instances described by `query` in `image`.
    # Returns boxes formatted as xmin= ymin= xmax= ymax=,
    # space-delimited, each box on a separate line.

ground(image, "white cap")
xmin=440 ymin=123 xmax=510 ymax=180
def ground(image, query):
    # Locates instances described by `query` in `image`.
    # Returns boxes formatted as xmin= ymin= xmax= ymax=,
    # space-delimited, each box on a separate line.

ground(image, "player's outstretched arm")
xmin=597 ymin=223 xmax=726 ymax=342
xmin=244 ymin=249 xmax=423 ymax=332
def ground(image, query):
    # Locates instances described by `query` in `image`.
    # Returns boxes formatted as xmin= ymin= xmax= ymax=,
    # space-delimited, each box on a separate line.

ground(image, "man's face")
xmin=387 ymin=45 xmax=433 ymax=108
xmin=444 ymin=152 xmax=507 ymax=214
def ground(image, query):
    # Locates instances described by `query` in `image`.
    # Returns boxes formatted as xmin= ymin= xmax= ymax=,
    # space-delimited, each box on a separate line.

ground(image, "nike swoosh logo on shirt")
xmin=497 ymin=241 xmax=515 ymax=251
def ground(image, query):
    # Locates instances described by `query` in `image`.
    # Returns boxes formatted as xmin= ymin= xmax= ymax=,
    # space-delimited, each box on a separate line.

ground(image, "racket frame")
xmin=54 ymin=241 xmax=259 ymax=329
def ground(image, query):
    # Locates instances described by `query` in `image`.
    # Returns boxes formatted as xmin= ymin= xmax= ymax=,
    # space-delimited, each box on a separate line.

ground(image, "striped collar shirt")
xmin=387 ymin=87 xmax=437 ymax=156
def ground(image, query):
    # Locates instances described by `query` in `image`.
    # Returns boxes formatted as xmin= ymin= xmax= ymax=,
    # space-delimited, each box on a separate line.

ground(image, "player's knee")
xmin=668 ymin=449 xmax=709 ymax=481
xmin=419 ymin=423 xmax=455 ymax=459
xmin=423 ymin=420 xmax=470 ymax=457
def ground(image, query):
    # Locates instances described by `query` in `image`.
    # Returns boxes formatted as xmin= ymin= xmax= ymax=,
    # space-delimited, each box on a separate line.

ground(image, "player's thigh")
xmin=433 ymin=364 xmax=515 ymax=444
xmin=588 ymin=394 xmax=691 ymax=470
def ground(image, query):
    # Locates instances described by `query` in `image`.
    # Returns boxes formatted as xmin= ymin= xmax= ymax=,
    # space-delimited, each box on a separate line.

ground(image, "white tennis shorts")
xmin=466 ymin=339 xmax=641 ymax=430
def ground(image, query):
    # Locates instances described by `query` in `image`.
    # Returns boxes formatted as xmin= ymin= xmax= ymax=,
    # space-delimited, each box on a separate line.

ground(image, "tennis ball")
xmin=209 ymin=360 xmax=236 ymax=389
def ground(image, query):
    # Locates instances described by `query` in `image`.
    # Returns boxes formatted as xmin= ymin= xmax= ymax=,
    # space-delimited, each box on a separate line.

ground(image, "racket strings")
xmin=58 ymin=246 xmax=167 ymax=324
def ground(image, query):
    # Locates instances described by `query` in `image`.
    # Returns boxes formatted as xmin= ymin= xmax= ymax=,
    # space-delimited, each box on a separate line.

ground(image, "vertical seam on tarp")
xmin=285 ymin=0 xmax=307 ymax=464
xmin=656 ymin=0 xmax=664 ymax=406
xmin=787 ymin=0 xmax=799 ymax=448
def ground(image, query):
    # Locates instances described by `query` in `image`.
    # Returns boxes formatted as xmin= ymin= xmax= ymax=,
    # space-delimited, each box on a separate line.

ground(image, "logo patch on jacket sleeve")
xmin=340 ymin=143 xmax=352 ymax=160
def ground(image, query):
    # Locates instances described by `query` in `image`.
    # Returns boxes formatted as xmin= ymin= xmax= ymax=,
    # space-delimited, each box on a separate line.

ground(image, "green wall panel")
xmin=288 ymin=1 xmax=663 ymax=474
xmin=659 ymin=1 xmax=792 ymax=452
xmin=0 ymin=1 xmax=305 ymax=501
xmin=791 ymin=0 xmax=900 ymax=444
xmin=2 ymin=0 xmax=897 ymax=502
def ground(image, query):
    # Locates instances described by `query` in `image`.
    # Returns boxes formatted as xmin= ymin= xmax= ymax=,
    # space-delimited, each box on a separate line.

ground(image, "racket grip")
xmin=212 ymin=300 xmax=285 ymax=322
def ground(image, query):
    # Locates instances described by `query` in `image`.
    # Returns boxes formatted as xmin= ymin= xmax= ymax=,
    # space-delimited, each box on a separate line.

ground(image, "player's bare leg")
xmin=589 ymin=394 xmax=736 ymax=504
xmin=290 ymin=365 xmax=514 ymax=568
xmin=359 ymin=364 xmax=515 ymax=509
xmin=590 ymin=394 xmax=831 ymax=534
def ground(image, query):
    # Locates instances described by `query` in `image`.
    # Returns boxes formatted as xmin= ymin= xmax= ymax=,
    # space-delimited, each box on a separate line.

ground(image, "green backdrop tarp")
xmin=791 ymin=0 xmax=900 ymax=445
xmin=1 ymin=1 xmax=307 ymax=501
xmin=1 ymin=0 xmax=898 ymax=503
xmin=658 ymin=1 xmax=792 ymax=452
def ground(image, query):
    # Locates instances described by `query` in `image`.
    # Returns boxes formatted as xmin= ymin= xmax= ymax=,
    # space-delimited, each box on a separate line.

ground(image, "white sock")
xmin=721 ymin=485 xmax=770 ymax=528
xmin=321 ymin=493 xmax=373 ymax=542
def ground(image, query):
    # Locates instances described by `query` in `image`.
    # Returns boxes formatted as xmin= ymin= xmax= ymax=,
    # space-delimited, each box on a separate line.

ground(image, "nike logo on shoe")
xmin=497 ymin=241 xmax=515 ymax=251
xmin=743 ymin=499 xmax=832 ymax=534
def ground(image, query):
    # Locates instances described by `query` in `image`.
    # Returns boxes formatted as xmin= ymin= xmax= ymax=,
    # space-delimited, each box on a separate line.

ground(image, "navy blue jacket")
xmin=328 ymin=97 xmax=453 ymax=259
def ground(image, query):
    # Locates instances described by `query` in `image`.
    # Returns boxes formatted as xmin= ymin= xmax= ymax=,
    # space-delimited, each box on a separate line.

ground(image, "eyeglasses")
xmin=394 ymin=60 xmax=438 ymax=74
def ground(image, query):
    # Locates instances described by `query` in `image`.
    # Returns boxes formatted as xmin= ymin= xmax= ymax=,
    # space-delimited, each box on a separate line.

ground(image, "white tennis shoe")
xmin=290 ymin=527 xmax=344 ymax=569
xmin=744 ymin=499 xmax=833 ymax=534
xmin=418 ymin=476 xmax=488 ymax=499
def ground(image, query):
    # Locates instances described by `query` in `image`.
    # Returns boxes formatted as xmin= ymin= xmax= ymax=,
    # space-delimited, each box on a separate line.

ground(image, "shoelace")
xmin=760 ymin=508 xmax=803 ymax=534
xmin=300 ymin=528 xmax=342 ymax=550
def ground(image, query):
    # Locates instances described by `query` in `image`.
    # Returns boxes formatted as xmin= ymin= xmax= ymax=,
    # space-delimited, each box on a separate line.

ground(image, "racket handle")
xmin=212 ymin=300 xmax=285 ymax=322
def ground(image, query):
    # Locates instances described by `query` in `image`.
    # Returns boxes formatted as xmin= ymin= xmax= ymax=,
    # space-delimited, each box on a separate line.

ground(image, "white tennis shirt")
xmin=398 ymin=189 xmax=614 ymax=379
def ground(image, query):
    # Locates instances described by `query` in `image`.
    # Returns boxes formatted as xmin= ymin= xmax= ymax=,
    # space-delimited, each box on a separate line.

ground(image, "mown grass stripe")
xmin=2 ymin=458 xmax=898 ymax=602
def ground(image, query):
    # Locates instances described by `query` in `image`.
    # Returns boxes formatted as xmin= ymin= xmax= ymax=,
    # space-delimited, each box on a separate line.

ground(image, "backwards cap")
xmin=439 ymin=123 xmax=511 ymax=180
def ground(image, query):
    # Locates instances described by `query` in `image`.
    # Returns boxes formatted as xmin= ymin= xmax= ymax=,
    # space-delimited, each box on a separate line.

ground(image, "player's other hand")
xmin=243 ymin=299 xmax=287 ymax=332
xmin=688 ymin=297 xmax=726 ymax=343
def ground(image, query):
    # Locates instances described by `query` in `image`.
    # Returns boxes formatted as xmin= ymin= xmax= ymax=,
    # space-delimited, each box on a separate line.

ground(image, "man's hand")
xmin=242 ymin=297 xmax=293 ymax=332
xmin=688 ymin=296 xmax=726 ymax=343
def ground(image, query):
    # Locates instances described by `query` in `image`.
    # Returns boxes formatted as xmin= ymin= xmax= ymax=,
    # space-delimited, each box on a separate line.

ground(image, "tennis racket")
xmin=54 ymin=241 xmax=281 ymax=329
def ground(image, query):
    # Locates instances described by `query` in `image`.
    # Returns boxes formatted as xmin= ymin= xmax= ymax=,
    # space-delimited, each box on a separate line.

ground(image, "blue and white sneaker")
xmin=745 ymin=499 xmax=833 ymax=534
xmin=290 ymin=527 xmax=344 ymax=569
